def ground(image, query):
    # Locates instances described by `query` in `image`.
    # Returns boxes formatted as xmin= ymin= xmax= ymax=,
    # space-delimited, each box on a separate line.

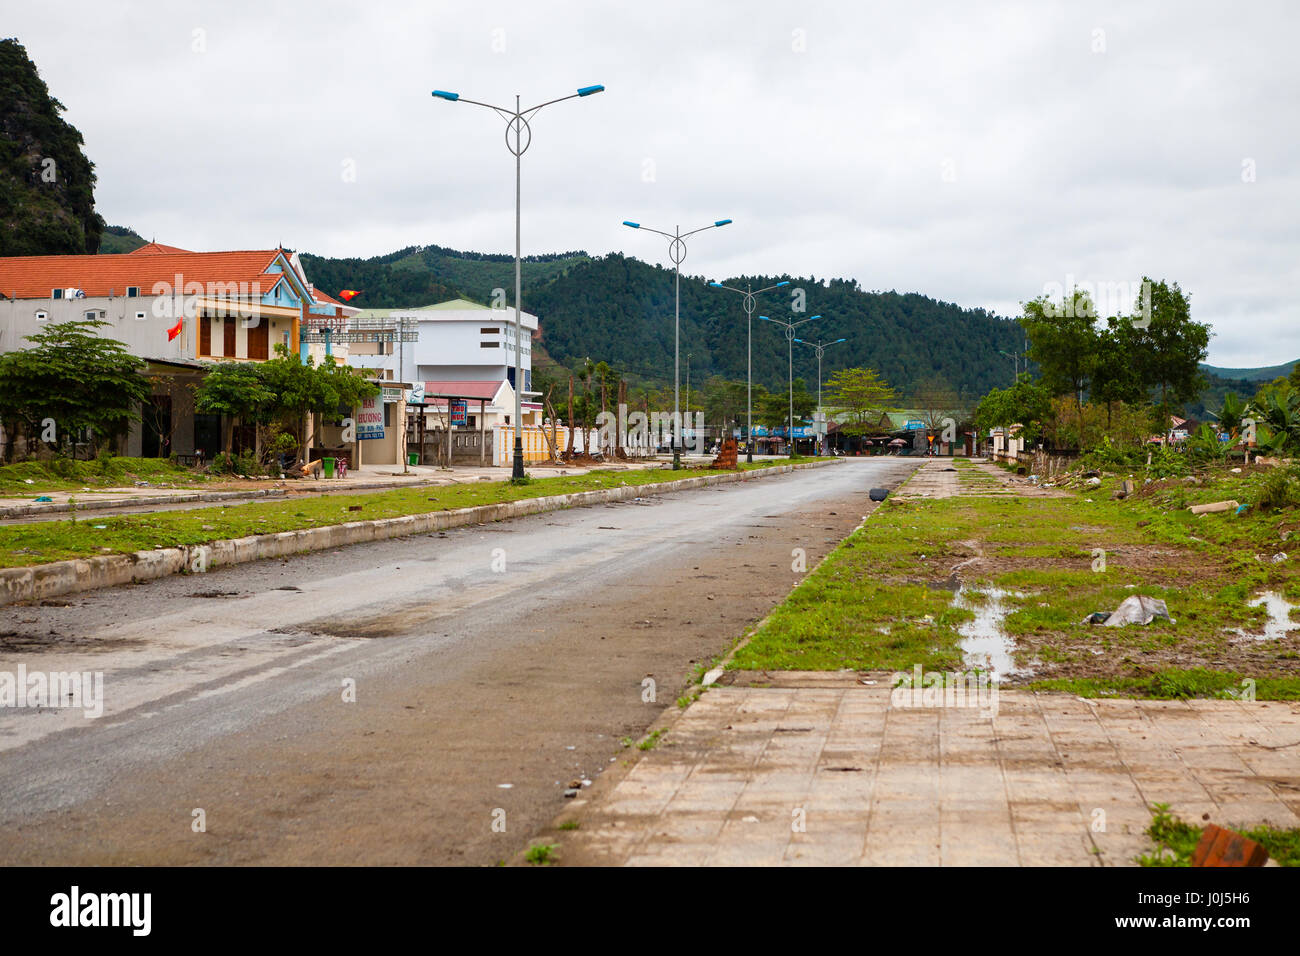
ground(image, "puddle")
xmin=952 ymin=587 xmax=1031 ymax=681
xmin=1235 ymin=591 xmax=1299 ymax=641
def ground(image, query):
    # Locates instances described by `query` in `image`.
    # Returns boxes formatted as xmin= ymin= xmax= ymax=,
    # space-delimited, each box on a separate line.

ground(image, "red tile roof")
xmin=312 ymin=288 xmax=344 ymax=307
xmin=130 ymin=242 xmax=191 ymax=255
xmin=423 ymin=380 xmax=505 ymax=400
xmin=0 ymin=250 xmax=289 ymax=300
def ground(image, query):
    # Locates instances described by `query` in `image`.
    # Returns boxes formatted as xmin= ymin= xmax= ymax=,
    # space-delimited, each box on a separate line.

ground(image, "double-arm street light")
xmin=432 ymin=84 xmax=605 ymax=479
xmin=794 ymin=336 xmax=847 ymax=455
xmin=759 ymin=313 xmax=821 ymax=457
xmin=709 ymin=278 xmax=790 ymax=463
xmin=622 ymin=218 xmax=732 ymax=469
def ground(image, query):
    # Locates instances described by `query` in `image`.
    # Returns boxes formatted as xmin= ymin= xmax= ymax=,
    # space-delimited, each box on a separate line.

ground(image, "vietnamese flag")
xmin=167 ymin=317 xmax=184 ymax=341
xmin=339 ymin=290 xmax=362 ymax=302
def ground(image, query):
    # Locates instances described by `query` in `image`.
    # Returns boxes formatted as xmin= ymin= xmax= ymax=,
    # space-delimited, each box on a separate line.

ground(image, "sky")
xmin=9 ymin=0 xmax=1298 ymax=367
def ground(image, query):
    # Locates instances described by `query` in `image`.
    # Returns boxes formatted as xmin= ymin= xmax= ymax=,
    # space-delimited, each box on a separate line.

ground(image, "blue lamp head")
xmin=709 ymin=282 xmax=723 ymax=288
xmin=793 ymin=338 xmax=804 ymax=344
xmin=759 ymin=315 xmax=772 ymax=322
xmin=431 ymin=90 xmax=460 ymax=101
xmin=809 ymin=314 xmax=822 ymax=320
xmin=776 ymin=281 xmax=790 ymax=287
xmin=834 ymin=338 xmax=847 ymax=344
xmin=578 ymin=85 xmax=605 ymax=96
xmin=622 ymin=221 xmax=640 ymax=229
xmin=714 ymin=219 xmax=733 ymax=228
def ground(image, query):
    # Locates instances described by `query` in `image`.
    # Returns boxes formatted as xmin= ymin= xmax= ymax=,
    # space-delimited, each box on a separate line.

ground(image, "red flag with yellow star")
xmin=339 ymin=290 xmax=362 ymax=302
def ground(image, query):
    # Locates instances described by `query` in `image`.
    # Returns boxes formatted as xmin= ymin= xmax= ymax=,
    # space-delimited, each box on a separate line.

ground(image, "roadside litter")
xmin=1082 ymin=595 xmax=1175 ymax=626
xmin=1188 ymin=499 xmax=1240 ymax=515
xmin=869 ymin=488 xmax=889 ymax=501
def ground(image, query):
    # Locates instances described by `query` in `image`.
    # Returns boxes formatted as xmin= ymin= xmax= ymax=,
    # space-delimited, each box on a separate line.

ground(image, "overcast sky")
xmin=10 ymin=1 xmax=1298 ymax=366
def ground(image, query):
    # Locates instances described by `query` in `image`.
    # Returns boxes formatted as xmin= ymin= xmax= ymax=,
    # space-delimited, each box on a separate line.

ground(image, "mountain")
xmin=298 ymin=245 xmax=1024 ymax=400
xmin=525 ymin=254 xmax=1023 ymax=402
xmin=0 ymin=38 xmax=104 ymax=256
xmin=1187 ymin=360 xmax=1300 ymax=418
xmin=297 ymin=245 xmax=588 ymax=311
xmin=98 ymin=224 xmax=147 ymax=254
xmin=1201 ymin=360 xmax=1297 ymax=383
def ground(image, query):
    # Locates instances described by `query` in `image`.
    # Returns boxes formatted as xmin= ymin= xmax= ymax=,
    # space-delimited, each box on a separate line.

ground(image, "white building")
xmin=348 ymin=298 xmax=542 ymax=429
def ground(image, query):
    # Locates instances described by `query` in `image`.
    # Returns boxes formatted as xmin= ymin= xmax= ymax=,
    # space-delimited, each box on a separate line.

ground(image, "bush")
xmin=1256 ymin=466 xmax=1300 ymax=511
xmin=1080 ymin=436 xmax=1144 ymax=473
xmin=1146 ymin=446 xmax=1190 ymax=479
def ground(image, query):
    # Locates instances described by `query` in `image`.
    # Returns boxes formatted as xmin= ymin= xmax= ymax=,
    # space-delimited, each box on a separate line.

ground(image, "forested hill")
xmin=298 ymin=245 xmax=589 ymax=311
xmin=524 ymin=253 xmax=1023 ymax=401
xmin=296 ymin=244 xmax=1023 ymax=400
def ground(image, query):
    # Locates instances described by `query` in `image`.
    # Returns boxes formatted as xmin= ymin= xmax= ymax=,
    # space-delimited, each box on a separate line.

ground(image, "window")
xmin=51 ymin=289 xmax=63 ymax=300
xmin=84 ymin=310 xmax=98 ymax=321
xmin=126 ymin=286 xmax=139 ymax=298
xmin=480 ymin=327 xmax=499 ymax=334
xmin=480 ymin=341 xmax=499 ymax=348
xmin=383 ymin=403 xmax=392 ymax=428
xmin=35 ymin=310 xmax=48 ymax=321
xmin=135 ymin=311 xmax=146 ymax=321
xmin=467 ymin=415 xmax=477 ymax=428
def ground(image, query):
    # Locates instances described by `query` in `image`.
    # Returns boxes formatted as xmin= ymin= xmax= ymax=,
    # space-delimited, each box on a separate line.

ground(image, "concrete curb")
xmin=0 ymin=460 xmax=839 ymax=606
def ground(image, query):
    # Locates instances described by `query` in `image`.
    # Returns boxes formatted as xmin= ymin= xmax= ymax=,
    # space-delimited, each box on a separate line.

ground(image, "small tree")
xmin=825 ymin=367 xmax=898 ymax=438
xmin=194 ymin=362 xmax=275 ymax=455
xmin=0 ymin=319 xmax=150 ymax=457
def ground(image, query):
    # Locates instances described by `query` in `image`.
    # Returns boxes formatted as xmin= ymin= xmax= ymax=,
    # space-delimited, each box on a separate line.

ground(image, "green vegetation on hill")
xmin=524 ymin=254 xmax=1024 ymax=400
xmin=0 ymin=37 xmax=104 ymax=256
xmin=97 ymin=224 xmax=147 ymax=254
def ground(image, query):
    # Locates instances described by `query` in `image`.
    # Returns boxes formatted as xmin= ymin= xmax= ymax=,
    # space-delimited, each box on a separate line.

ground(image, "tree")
xmin=825 ymin=367 xmax=897 ymax=437
xmin=973 ymin=374 xmax=1053 ymax=445
xmin=910 ymin=374 xmax=963 ymax=432
xmin=194 ymin=362 xmax=275 ymax=455
xmin=1130 ymin=278 xmax=1209 ymax=424
xmin=1019 ymin=290 xmax=1100 ymax=439
xmin=0 ymin=319 xmax=149 ymax=457
xmin=1091 ymin=318 xmax=1147 ymax=429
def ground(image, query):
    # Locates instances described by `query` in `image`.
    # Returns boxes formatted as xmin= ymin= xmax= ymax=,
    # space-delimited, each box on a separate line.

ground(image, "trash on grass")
xmin=1082 ymin=595 xmax=1174 ymax=627
xmin=1188 ymin=500 xmax=1240 ymax=515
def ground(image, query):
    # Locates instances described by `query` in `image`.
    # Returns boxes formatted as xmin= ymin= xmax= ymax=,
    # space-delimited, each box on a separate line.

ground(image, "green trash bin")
xmin=408 ymin=452 xmax=419 ymax=466
xmin=322 ymin=457 xmax=336 ymax=479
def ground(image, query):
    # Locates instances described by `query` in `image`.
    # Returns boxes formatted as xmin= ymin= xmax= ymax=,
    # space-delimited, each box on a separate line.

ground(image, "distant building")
xmin=347 ymin=297 xmax=542 ymax=430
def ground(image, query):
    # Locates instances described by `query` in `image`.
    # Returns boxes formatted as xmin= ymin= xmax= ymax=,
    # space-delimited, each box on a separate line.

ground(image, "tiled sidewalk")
xmin=553 ymin=681 xmax=1300 ymax=866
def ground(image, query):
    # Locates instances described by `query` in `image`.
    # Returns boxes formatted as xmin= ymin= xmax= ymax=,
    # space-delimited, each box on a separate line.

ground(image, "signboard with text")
xmin=450 ymin=400 xmax=468 ymax=427
xmin=357 ymin=395 xmax=384 ymax=440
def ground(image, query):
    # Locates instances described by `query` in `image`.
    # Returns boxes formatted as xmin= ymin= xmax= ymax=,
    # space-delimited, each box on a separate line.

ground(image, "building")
xmin=347 ymin=298 xmax=541 ymax=429
xmin=0 ymin=243 xmax=410 ymax=466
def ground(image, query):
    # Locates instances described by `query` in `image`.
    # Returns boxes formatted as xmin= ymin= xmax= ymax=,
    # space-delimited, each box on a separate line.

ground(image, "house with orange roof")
xmin=0 ymin=245 xmax=388 ymax=464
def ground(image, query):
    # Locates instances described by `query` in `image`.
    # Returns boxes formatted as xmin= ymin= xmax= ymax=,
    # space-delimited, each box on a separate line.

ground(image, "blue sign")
xmin=904 ymin=420 xmax=925 ymax=431
xmin=450 ymin=400 xmax=467 ymax=427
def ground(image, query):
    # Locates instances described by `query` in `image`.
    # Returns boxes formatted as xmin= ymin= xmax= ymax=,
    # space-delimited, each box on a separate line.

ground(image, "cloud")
xmin=9 ymin=0 xmax=1298 ymax=365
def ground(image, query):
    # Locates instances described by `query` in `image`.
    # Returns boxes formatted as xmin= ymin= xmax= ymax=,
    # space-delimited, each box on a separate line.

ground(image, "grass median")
xmin=0 ymin=460 xmax=806 ymax=570
xmin=729 ymin=461 xmax=1300 ymax=699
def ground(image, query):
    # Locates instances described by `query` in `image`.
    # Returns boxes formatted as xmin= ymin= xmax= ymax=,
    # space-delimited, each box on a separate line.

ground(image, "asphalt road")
xmin=0 ymin=457 xmax=917 ymax=865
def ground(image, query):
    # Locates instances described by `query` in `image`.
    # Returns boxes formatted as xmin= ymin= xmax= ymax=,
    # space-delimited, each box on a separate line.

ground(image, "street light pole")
xmin=623 ymin=218 xmax=732 ymax=469
xmin=433 ymin=84 xmax=605 ymax=480
xmin=794 ymin=337 xmax=846 ymax=455
xmin=709 ymin=279 xmax=790 ymax=463
xmin=759 ymin=314 xmax=821 ymax=457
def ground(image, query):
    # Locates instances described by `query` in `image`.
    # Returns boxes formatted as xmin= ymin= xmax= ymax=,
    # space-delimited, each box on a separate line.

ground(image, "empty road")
xmin=0 ymin=457 xmax=916 ymax=865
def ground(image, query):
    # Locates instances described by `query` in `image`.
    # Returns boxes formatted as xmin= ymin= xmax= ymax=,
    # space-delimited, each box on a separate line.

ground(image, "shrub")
xmin=1256 ymin=465 xmax=1300 ymax=511
xmin=1146 ymin=446 xmax=1190 ymax=479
